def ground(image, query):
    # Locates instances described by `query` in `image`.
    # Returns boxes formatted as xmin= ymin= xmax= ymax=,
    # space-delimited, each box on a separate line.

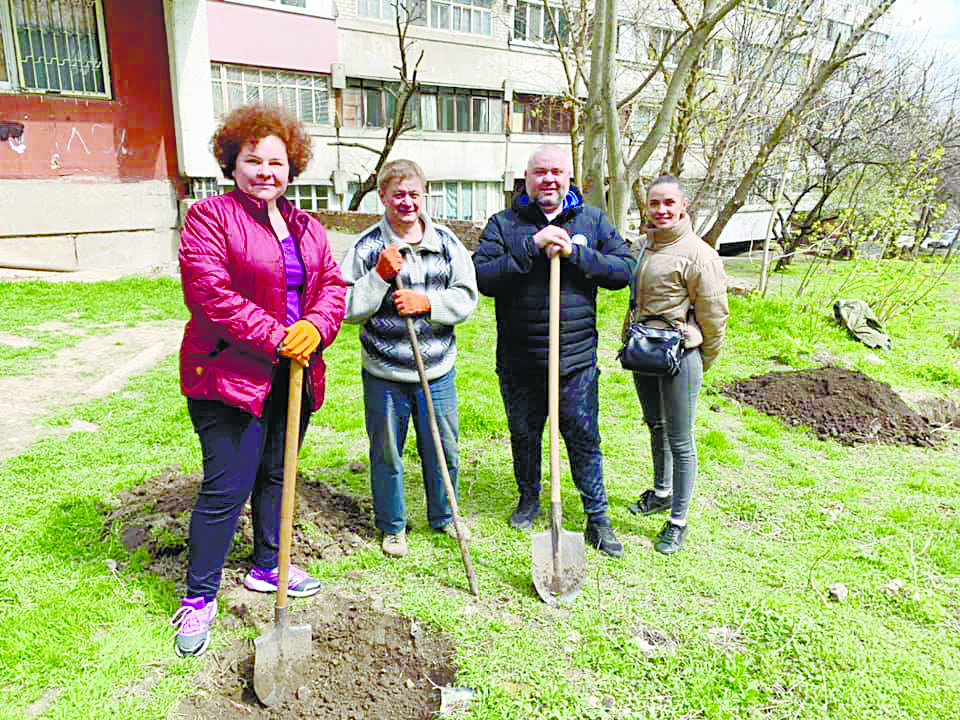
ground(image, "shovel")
xmin=396 ymin=274 xmax=479 ymax=597
xmin=532 ymin=253 xmax=586 ymax=604
xmin=253 ymin=360 xmax=313 ymax=707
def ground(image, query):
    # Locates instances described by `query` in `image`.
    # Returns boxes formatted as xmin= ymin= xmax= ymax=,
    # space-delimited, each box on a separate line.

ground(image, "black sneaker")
xmin=585 ymin=521 xmax=624 ymax=558
xmin=628 ymin=489 xmax=672 ymax=516
xmin=654 ymin=521 xmax=688 ymax=555
xmin=509 ymin=495 xmax=540 ymax=531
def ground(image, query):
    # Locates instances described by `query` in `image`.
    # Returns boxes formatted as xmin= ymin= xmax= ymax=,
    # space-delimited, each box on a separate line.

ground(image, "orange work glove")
xmin=393 ymin=289 xmax=431 ymax=316
xmin=375 ymin=245 xmax=404 ymax=281
xmin=280 ymin=319 xmax=321 ymax=367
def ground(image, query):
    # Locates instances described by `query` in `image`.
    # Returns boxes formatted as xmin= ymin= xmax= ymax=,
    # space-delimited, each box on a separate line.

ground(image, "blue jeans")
xmin=185 ymin=360 xmax=311 ymax=602
xmin=497 ymin=364 xmax=608 ymax=519
xmin=633 ymin=348 xmax=703 ymax=522
xmin=362 ymin=369 xmax=459 ymax=535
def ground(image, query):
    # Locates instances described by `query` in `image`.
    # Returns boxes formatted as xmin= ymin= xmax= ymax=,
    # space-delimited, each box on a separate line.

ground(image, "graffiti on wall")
xmin=0 ymin=122 xmax=26 ymax=154
xmin=0 ymin=121 xmax=137 ymax=174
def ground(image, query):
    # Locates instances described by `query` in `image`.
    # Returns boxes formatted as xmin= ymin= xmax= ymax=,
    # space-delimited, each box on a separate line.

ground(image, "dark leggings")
xmin=185 ymin=363 xmax=311 ymax=602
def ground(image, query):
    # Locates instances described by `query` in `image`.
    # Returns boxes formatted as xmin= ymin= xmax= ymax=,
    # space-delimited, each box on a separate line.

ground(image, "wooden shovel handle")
xmin=276 ymin=360 xmax=304 ymax=611
xmin=549 ymin=253 xmax=561 ymax=506
xmin=395 ymin=273 xmax=479 ymax=597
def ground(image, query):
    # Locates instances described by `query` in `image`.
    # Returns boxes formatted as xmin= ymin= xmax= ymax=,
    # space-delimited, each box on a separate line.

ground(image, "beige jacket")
xmin=625 ymin=216 xmax=729 ymax=371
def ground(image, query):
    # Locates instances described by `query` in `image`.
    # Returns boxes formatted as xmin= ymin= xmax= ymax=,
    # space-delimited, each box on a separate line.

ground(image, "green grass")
xmin=0 ymin=264 xmax=958 ymax=719
xmin=0 ymin=277 xmax=186 ymax=376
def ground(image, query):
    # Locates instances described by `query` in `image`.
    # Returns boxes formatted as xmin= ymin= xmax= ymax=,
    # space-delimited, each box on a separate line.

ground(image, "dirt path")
xmin=0 ymin=319 xmax=184 ymax=460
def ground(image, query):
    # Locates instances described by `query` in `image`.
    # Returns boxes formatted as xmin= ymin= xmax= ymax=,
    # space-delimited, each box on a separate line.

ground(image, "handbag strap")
xmin=636 ymin=314 xmax=677 ymax=326
xmin=628 ymin=235 xmax=650 ymax=312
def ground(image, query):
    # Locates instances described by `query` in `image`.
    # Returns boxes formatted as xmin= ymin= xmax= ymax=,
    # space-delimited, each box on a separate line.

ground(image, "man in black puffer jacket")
xmin=473 ymin=145 xmax=635 ymax=557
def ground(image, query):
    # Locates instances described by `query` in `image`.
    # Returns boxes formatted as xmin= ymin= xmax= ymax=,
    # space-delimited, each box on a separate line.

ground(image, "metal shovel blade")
xmin=253 ymin=607 xmax=312 ymax=707
xmin=531 ymin=527 xmax=586 ymax=604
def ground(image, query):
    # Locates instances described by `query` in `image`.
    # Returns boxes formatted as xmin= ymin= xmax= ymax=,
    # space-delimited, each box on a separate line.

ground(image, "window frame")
xmin=211 ymin=62 xmax=331 ymax=126
xmin=513 ymin=1 xmax=569 ymax=46
xmin=512 ymin=93 xmax=572 ymax=135
xmin=357 ymin=0 xmax=492 ymax=37
xmin=219 ymin=0 xmax=334 ymax=18
xmin=2 ymin=0 xmax=112 ymax=98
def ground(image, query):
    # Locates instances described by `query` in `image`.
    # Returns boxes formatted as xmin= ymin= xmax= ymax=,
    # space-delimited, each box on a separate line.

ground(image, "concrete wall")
xmin=0 ymin=179 xmax=179 ymax=269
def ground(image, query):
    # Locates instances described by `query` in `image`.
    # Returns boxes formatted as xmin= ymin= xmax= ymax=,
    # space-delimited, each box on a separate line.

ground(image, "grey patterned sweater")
xmin=340 ymin=213 xmax=478 ymax=382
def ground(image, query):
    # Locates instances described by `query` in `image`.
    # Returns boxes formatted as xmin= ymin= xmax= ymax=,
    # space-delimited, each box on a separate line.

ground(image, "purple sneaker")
xmin=170 ymin=596 xmax=217 ymax=657
xmin=243 ymin=564 xmax=321 ymax=597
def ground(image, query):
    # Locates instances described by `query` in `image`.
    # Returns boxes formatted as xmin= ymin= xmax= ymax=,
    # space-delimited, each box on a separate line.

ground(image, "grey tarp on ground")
xmin=833 ymin=299 xmax=890 ymax=349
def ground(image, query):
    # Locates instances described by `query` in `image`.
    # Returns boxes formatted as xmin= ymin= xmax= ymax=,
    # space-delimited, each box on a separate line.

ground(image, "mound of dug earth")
xmin=178 ymin=591 xmax=457 ymax=720
xmin=102 ymin=469 xmax=457 ymax=719
xmin=102 ymin=467 xmax=377 ymax=585
xmin=723 ymin=367 xmax=942 ymax=447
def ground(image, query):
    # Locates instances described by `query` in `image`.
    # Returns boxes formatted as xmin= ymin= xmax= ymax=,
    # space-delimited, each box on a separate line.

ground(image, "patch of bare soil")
xmin=102 ymin=468 xmax=457 ymax=719
xmin=177 ymin=592 xmax=456 ymax=720
xmin=0 ymin=320 xmax=183 ymax=460
xmin=723 ymin=366 xmax=955 ymax=446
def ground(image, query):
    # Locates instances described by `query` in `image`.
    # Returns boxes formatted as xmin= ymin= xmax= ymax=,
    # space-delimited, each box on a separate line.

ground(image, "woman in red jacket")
xmin=171 ymin=105 xmax=346 ymax=657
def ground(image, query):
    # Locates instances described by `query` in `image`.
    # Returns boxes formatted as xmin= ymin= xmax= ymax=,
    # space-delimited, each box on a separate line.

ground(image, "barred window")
xmin=2 ymin=0 xmax=110 ymax=96
xmin=211 ymin=63 xmax=330 ymax=125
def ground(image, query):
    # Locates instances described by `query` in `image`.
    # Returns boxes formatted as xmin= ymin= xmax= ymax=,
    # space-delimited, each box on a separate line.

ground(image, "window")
xmin=190 ymin=178 xmax=335 ymax=212
xmin=640 ymin=25 xmax=721 ymax=72
xmin=626 ymin=105 xmax=657 ymax=140
xmin=427 ymin=180 xmax=500 ymax=222
xmin=647 ymin=26 xmax=684 ymax=64
xmin=512 ymin=94 xmax=572 ymax=135
xmin=358 ymin=0 xmax=491 ymax=36
xmin=188 ymin=178 xmax=224 ymax=200
xmin=1 ymin=0 xmax=110 ymax=96
xmin=211 ymin=63 xmax=330 ymax=124
xmin=285 ymin=184 xmax=331 ymax=211
xmin=340 ymin=79 xmax=413 ymax=129
xmin=417 ymin=86 xmax=502 ymax=133
xmin=514 ymin=1 xmax=568 ymax=44
xmin=617 ymin=22 xmax=642 ymax=62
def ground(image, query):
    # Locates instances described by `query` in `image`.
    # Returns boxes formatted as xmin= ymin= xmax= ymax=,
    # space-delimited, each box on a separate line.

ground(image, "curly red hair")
xmin=212 ymin=104 xmax=312 ymax=181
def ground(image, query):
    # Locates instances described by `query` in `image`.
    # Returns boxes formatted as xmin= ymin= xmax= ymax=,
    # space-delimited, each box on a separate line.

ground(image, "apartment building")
xmin=0 ymin=0 xmax=890 ymax=268
xmin=0 ymin=0 xmax=180 ymax=269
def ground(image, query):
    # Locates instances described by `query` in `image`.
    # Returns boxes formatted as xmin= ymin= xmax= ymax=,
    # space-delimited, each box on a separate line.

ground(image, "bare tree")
xmin=334 ymin=4 xmax=423 ymax=211
xmin=700 ymin=0 xmax=897 ymax=246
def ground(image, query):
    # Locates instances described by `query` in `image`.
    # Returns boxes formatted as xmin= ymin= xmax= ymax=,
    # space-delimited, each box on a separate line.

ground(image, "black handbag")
xmin=618 ymin=315 xmax=684 ymax=376
xmin=617 ymin=251 xmax=684 ymax=375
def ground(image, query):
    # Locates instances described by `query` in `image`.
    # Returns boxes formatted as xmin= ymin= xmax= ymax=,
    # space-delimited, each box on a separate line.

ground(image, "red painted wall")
xmin=0 ymin=0 xmax=180 ymax=182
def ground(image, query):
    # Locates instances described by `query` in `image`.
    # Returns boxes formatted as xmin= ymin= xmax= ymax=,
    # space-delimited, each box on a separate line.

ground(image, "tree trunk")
xmin=582 ymin=0 xmax=610 ymax=209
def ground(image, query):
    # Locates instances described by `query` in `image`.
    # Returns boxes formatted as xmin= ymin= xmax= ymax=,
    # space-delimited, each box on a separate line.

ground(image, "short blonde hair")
xmin=377 ymin=159 xmax=426 ymax=193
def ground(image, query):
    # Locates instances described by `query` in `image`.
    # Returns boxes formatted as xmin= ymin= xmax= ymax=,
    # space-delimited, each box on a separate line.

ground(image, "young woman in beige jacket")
xmin=626 ymin=176 xmax=729 ymax=554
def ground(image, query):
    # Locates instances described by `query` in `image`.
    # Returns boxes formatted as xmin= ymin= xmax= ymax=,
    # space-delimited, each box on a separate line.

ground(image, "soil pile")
xmin=178 ymin=592 xmax=456 ymax=720
xmin=103 ymin=468 xmax=377 ymax=585
xmin=102 ymin=468 xmax=458 ymax=719
xmin=723 ymin=367 xmax=944 ymax=446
